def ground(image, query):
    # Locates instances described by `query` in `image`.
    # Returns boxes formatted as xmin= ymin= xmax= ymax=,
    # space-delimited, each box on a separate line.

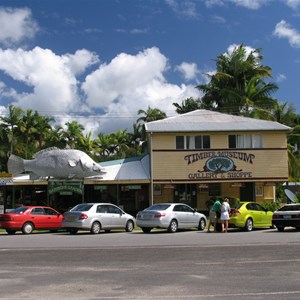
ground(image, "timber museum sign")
xmin=186 ymin=151 xmax=255 ymax=180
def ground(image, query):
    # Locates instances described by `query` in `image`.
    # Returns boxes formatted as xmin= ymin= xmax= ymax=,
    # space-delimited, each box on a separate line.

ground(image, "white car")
xmin=62 ymin=203 xmax=136 ymax=234
xmin=136 ymin=203 xmax=207 ymax=233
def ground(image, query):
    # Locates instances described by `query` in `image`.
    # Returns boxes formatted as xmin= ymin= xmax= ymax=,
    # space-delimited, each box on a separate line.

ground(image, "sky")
xmin=0 ymin=0 xmax=300 ymax=136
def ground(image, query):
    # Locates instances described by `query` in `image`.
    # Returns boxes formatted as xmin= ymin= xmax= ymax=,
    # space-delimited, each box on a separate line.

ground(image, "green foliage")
xmin=260 ymin=200 xmax=281 ymax=212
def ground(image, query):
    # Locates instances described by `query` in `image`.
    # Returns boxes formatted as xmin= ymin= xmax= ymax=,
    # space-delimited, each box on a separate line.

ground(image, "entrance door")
xmin=240 ymin=183 xmax=254 ymax=202
xmin=173 ymin=184 xmax=197 ymax=208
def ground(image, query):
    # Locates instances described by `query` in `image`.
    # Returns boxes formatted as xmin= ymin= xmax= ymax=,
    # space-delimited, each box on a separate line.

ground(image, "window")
xmin=228 ymin=134 xmax=262 ymax=149
xmin=30 ymin=208 xmax=45 ymax=215
xmin=176 ymin=135 xmax=210 ymax=150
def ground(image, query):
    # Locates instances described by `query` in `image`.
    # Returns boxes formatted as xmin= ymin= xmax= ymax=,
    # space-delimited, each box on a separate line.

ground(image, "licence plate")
xmin=66 ymin=216 xmax=77 ymax=221
xmin=283 ymin=215 xmax=291 ymax=219
xmin=141 ymin=215 xmax=151 ymax=220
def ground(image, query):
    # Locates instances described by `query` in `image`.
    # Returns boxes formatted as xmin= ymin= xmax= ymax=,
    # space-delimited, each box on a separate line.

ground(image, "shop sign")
xmin=0 ymin=173 xmax=13 ymax=185
xmin=186 ymin=151 xmax=255 ymax=180
xmin=128 ymin=185 xmax=141 ymax=190
xmin=48 ymin=181 xmax=84 ymax=195
xmin=94 ymin=185 xmax=107 ymax=191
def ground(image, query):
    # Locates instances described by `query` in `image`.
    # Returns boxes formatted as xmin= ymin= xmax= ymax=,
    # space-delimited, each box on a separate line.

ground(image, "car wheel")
xmin=141 ymin=227 xmax=152 ymax=233
xmin=22 ymin=222 xmax=34 ymax=234
xmin=90 ymin=221 xmax=101 ymax=234
xmin=244 ymin=218 xmax=253 ymax=232
xmin=198 ymin=218 xmax=206 ymax=231
xmin=68 ymin=228 xmax=78 ymax=234
xmin=6 ymin=229 xmax=16 ymax=235
xmin=125 ymin=220 xmax=134 ymax=232
xmin=168 ymin=219 xmax=178 ymax=233
xmin=277 ymin=226 xmax=284 ymax=232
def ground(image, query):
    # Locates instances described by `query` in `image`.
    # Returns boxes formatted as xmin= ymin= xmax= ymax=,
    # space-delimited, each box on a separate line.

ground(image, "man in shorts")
xmin=207 ymin=199 xmax=221 ymax=232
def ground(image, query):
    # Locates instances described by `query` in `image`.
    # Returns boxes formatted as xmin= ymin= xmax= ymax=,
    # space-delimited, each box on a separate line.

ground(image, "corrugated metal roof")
xmin=100 ymin=155 xmax=150 ymax=181
xmin=145 ymin=110 xmax=291 ymax=132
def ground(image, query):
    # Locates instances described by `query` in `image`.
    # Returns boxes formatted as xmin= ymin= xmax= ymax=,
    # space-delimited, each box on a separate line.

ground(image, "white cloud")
xmin=82 ymin=47 xmax=167 ymax=109
xmin=276 ymin=73 xmax=287 ymax=83
xmin=0 ymin=7 xmax=38 ymax=47
xmin=175 ymin=62 xmax=199 ymax=81
xmin=285 ymin=0 xmax=300 ymax=10
xmin=205 ymin=0 xmax=269 ymax=9
xmin=273 ymin=20 xmax=300 ymax=47
xmin=0 ymin=46 xmax=200 ymax=134
xmin=82 ymin=47 xmax=200 ymax=132
xmin=165 ymin=0 xmax=199 ymax=19
xmin=0 ymin=47 xmax=98 ymax=113
xmin=230 ymin=0 xmax=270 ymax=9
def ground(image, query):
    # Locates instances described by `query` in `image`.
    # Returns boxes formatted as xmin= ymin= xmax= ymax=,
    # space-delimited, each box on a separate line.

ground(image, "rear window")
xmin=70 ymin=204 xmax=93 ymax=212
xmin=278 ymin=205 xmax=300 ymax=212
xmin=9 ymin=207 xmax=28 ymax=214
xmin=145 ymin=204 xmax=171 ymax=211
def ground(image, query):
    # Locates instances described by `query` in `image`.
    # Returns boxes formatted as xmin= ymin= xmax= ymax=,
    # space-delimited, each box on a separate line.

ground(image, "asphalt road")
xmin=1 ymin=228 xmax=300 ymax=300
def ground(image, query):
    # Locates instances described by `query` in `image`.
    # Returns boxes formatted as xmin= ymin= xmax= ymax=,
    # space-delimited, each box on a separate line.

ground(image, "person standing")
xmin=207 ymin=198 xmax=221 ymax=232
xmin=220 ymin=198 xmax=231 ymax=233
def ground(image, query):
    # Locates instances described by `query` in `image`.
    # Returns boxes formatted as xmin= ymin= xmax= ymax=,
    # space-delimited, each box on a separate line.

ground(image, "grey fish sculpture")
xmin=8 ymin=147 xmax=105 ymax=179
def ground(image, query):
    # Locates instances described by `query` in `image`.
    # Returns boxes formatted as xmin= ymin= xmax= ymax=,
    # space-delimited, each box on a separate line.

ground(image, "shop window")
xmin=228 ymin=134 xmax=262 ymax=149
xmin=176 ymin=135 xmax=210 ymax=150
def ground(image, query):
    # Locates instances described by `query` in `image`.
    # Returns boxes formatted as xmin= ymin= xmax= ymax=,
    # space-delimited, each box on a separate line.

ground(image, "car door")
xmin=107 ymin=205 xmax=124 ymax=228
xmin=29 ymin=208 xmax=46 ymax=228
xmin=173 ymin=204 xmax=190 ymax=228
xmin=96 ymin=205 xmax=112 ymax=229
xmin=183 ymin=205 xmax=199 ymax=227
xmin=255 ymin=203 xmax=271 ymax=226
xmin=248 ymin=203 xmax=263 ymax=226
xmin=44 ymin=208 xmax=62 ymax=228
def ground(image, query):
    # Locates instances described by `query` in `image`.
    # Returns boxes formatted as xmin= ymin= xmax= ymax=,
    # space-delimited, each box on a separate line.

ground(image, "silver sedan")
xmin=62 ymin=203 xmax=136 ymax=234
xmin=136 ymin=203 xmax=207 ymax=233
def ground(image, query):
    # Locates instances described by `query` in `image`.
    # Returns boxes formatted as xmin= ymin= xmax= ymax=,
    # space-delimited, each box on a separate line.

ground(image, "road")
xmin=1 ymin=228 xmax=300 ymax=299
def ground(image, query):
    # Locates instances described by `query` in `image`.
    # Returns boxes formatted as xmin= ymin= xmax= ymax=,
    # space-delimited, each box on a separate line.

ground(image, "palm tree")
xmin=173 ymin=97 xmax=203 ymax=114
xmin=0 ymin=105 xmax=24 ymax=155
xmin=110 ymin=129 xmax=131 ymax=158
xmin=63 ymin=121 xmax=85 ymax=149
xmin=128 ymin=123 xmax=143 ymax=156
xmin=78 ymin=132 xmax=101 ymax=160
xmin=197 ymin=44 xmax=278 ymax=114
xmin=45 ymin=124 xmax=65 ymax=149
xmin=137 ymin=106 xmax=167 ymax=124
xmin=94 ymin=132 xmax=115 ymax=160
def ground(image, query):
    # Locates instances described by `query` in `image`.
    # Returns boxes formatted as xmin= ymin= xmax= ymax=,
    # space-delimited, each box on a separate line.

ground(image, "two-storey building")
xmin=145 ymin=110 xmax=290 ymax=211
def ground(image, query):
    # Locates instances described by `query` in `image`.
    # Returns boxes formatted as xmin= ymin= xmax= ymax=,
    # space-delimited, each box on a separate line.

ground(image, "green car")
xmin=229 ymin=202 xmax=273 ymax=231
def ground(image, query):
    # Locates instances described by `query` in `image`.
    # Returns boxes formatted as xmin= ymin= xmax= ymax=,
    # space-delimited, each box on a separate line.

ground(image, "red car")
xmin=0 ymin=206 xmax=63 ymax=234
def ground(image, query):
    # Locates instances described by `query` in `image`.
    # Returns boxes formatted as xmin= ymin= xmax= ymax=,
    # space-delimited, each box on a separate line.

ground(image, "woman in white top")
xmin=220 ymin=198 xmax=231 ymax=233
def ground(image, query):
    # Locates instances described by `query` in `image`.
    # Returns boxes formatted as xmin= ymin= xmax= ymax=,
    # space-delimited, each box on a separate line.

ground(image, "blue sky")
xmin=0 ymin=0 xmax=300 ymax=135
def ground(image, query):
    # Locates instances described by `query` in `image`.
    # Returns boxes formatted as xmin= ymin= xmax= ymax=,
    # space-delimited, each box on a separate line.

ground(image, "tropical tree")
xmin=94 ymin=132 xmax=115 ymax=160
xmin=197 ymin=44 xmax=278 ymax=115
xmin=0 ymin=105 xmax=24 ymax=155
xmin=128 ymin=123 xmax=143 ymax=156
xmin=62 ymin=121 xmax=85 ymax=149
xmin=137 ymin=106 xmax=167 ymax=124
xmin=173 ymin=97 xmax=203 ymax=114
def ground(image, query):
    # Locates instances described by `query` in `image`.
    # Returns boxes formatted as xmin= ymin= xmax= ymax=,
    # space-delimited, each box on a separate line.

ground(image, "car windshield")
xmin=70 ymin=204 xmax=93 ymax=212
xmin=145 ymin=204 xmax=171 ymax=211
xmin=278 ymin=205 xmax=300 ymax=212
xmin=9 ymin=207 xmax=28 ymax=214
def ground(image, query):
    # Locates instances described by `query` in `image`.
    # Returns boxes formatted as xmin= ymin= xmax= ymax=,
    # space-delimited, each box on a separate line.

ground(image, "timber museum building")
xmin=0 ymin=110 xmax=291 ymax=215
